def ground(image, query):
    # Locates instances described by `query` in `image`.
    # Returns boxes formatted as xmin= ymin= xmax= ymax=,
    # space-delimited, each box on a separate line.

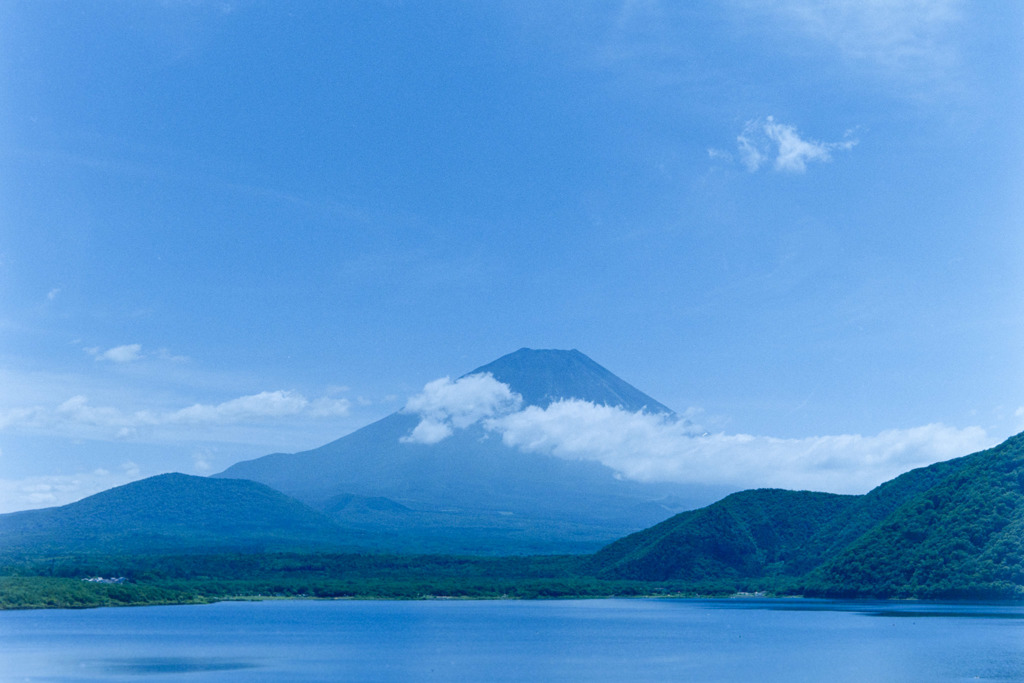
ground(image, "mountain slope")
xmin=470 ymin=348 xmax=672 ymax=413
xmin=0 ymin=473 xmax=358 ymax=555
xmin=586 ymin=489 xmax=858 ymax=581
xmin=217 ymin=348 xmax=725 ymax=554
xmin=807 ymin=432 xmax=1024 ymax=598
xmin=586 ymin=431 xmax=1024 ymax=599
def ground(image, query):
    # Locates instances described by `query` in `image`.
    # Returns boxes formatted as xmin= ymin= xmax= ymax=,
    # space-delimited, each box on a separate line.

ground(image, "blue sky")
xmin=1 ymin=1 xmax=1022 ymax=511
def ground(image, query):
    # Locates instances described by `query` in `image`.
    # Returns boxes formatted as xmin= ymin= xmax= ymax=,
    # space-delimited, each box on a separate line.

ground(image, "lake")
xmin=2 ymin=599 xmax=1022 ymax=682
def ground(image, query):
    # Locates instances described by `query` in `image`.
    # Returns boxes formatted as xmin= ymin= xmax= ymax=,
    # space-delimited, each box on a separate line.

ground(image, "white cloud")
xmin=755 ymin=0 xmax=964 ymax=79
xmin=401 ymin=373 xmax=523 ymax=444
xmin=489 ymin=400 xmax=700 ymax=460
xmin=495 ymin=397 xmax=991 ymax=493
xmin=404 ymin=419 xmax=454 ymax=445
xmin=707 ymin=148 xmax=734 ymax=163
xmin=0 ymin=406 xmax=46 ymax=430
xmin=47 ymin=288 xmax=60 ymax=302
xmin=87 ymin=343 xmax=143 ymax=363
xmin=57 ymin=395 xmax=133 ymax=427
xmin=0 ymin=461 xmax=147 ymax=513
xmin=102 ymin=344 xmax=143 ymax=362
xmin=170 ymin=391 xmax=316 ymax=423
xmin=736 ymin=130 xmax=767 ymax=172
xmin=155 ymin=348 xmax=190 ymax=362
xmin=192 ymin=452 xmax=214 ymax=474
xmin=84 ymin=344 xmax=189 ymax=363
xmin=489 ymin=399 xmax=989 ymax=494
xmin=398 ymin=374 xmax=992 ymax=495
xmin=736 ymin=117 xmax=857 ymax=173
xmin=0 ymin=391 xmax=350 ymax=441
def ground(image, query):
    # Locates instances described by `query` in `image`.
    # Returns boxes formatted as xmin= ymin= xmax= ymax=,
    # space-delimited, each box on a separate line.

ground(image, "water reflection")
xmin=2 ymin=600 xmax=1021 ymax=682
xmin=704 ymin=598 xmax=1024 ymax=619
xmin=93 ymin=657 xmax=259 ymax=675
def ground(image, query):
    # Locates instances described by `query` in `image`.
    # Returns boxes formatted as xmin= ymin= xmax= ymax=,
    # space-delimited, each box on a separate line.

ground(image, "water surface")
xmin=2 ymin=599 xmax=1022 ymax=682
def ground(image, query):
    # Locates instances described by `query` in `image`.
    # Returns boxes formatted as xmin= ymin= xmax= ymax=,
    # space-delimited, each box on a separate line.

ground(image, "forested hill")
xmin=588 ymin=431 xmax=1024 ymax=599
xmin=808 ymin=432 xmax=1024 ymax=598
xmin=584 ymin=489 xmax=859 ymax=581
xmin=0 ymin=474 xmax=360 ymax=555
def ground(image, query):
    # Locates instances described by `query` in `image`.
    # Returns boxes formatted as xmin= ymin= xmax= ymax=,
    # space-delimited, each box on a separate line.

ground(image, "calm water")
xmin=2 ymin=599 xmax=1022 ymax=682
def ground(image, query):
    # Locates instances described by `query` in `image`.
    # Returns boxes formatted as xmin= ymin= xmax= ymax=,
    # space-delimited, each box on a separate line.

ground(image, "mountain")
xmin=0 ymin=473 xmax=359 ymax=556
xmin=217 ymin=348 xmax=727 ymax=554
xmin=470 ymin=348 xmax=673 ymax=413
xmin=586 ymin=431 xmax=1024 ymax=599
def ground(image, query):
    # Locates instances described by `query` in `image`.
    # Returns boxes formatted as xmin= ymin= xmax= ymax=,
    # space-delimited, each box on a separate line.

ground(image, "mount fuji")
xmin=217 ymin=348 xmax=729 ymax=553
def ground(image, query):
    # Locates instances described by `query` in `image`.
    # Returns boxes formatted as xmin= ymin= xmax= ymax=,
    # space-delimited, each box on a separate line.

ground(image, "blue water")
xmin=2 ymin=599 xmax=1022 ymax=682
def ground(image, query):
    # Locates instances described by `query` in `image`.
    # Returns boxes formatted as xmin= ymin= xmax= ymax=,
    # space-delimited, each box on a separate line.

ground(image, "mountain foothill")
xmin=2 ymin=349 xmax=1021 ymax=600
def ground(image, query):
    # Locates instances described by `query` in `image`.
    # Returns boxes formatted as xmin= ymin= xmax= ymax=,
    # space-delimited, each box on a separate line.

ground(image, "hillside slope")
xmin=586 ymin=489 xmax=858 ymax=581
xmin=587 ymin=431 xmax=1024 ymax=599
xmin=0 ymin=473 xmax=358 ymax=555
xmin=807 ymin=432 xmax=1024 ymax=598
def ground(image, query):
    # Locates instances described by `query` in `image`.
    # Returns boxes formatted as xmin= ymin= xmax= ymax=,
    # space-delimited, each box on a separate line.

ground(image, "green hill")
xmin=0 ymin=473 xmax=361 ymax=555
xmin=586 ymin=432 xmax=1024 ymax=599
xmin=585 ymin=489 xmax=857 ymax=581
xmin=806 ymin=432 xmax=1024 ymax=598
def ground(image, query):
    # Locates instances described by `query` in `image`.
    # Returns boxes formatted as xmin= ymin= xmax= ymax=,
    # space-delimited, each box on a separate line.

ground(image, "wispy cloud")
xmin=400 ymin=376 xmax=991 ymax=494
xmin=192 ymin=451 xmax=214 ymax=474
xmin=754 ymin=0 xmax=965 ymax=79
xmin=86 ymin=343 xmax=144 ymax=363
xmin=82 ymin=343 xmax=188 ymax=363
xmin=0 ymin=390 xmax=350 ymax=441
xmin=0 ymin=462 xmax=144 ymax=513
xmin=733 ymin=117 xmax=857 ymax=173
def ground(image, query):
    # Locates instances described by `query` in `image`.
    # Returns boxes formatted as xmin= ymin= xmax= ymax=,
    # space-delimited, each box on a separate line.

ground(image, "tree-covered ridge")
xmin=807 ymin=432 xmax=1024 ymax=598
xmin=789 ymin=454 xmax=967 ymax=574
xmin=585 ymin=432 xmax=1024 ymax=599
xmin=585 ymin=489 xmax=858 ymax=581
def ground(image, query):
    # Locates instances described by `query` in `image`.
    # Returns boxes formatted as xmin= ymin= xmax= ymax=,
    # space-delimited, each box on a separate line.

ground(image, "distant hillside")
xmin=217 ymin=348 xmax=726 ymax=554
xmin=0 ymin=474 xmax=359 ymax=556
xmin=586 ymin=431 xmax=1024 ymax=599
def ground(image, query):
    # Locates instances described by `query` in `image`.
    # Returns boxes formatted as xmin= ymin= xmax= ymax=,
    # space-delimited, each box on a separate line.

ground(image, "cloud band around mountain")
xmin=401 ymin=375 xmax=991 ymax=494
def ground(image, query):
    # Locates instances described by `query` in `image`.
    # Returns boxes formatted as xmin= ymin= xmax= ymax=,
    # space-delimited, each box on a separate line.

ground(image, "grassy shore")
xmin=0 ymin=550 xmax=767 ymax=609
xmin=1 ymin=574 xmax=759 ymax=610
